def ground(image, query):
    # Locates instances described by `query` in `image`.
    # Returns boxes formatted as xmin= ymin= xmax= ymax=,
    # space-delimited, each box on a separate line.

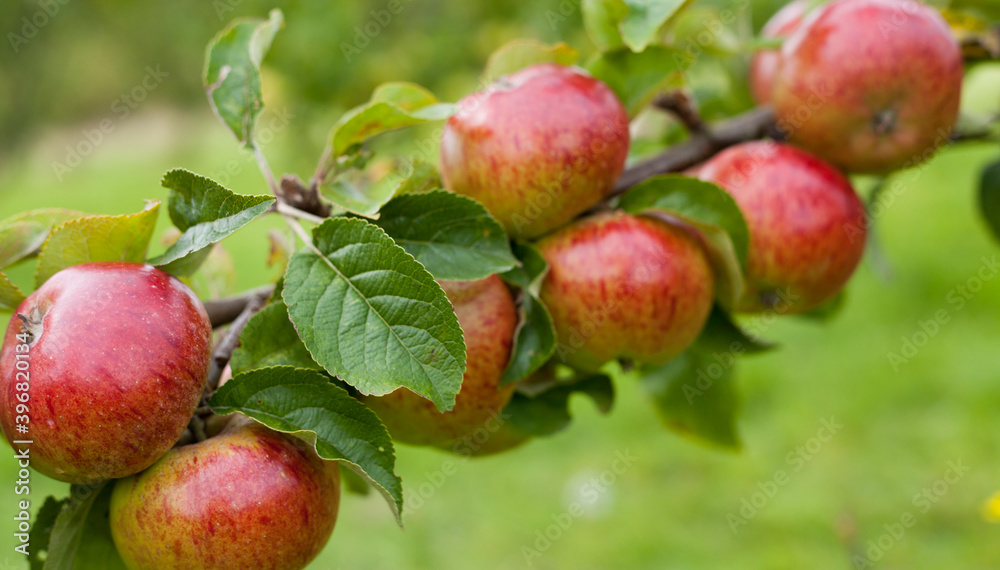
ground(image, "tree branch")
xmin=204 ymin=285 xmax=275 ymax=328
xmin=204 ymin=292 xmax=268 ymax=395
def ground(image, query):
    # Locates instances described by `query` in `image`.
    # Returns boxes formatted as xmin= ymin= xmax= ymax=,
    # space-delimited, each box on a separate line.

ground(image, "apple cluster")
xmin=363 ymin=0 xmax=961 ymax=455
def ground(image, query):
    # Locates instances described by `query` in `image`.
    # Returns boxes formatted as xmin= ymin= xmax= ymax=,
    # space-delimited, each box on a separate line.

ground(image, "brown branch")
xmin=611 ymin=106 xmax=778 ymax=197
xmin=204 ymin=285 xmax=275 ymax=328
xmin=653 ymin=89 xmax=707 ymax=135
xmin=204 ymin=292 xmax=268 ymax=395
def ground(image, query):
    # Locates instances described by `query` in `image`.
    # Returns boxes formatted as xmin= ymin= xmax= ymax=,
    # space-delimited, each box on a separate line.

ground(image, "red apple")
xmin=771 ymin=0 xmax=962 ymax=173
xmin=536 ymin=212 xmax=714 ymax=371
xmin=749 ymin=0 xmax=809 ymax=104
xmin=0 ymin=262 xmax=212 ymax=483
xmin=697 ymin=141 xmax=867 ymax=313
xmin=440 ymin=63 xmax=630 ymax=239
xmin=110 ymin=417 xmax=340 ymax=570
xmin=363 ymin=275 xmax=518 ymax=450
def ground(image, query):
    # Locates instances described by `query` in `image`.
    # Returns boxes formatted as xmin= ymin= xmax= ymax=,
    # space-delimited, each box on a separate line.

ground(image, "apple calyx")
xmin=872 ymin=108 xmax=897 ymax=136
xmin=15 ymin=306 xmax=44 ymax=346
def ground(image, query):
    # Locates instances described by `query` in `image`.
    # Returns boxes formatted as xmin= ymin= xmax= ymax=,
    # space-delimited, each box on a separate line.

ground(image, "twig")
xmin=252 ymin=140 xmax=280 ymax=196
xmin=653 ymin=90 xmax=707 ymax=135
xmin=204 ymin=293 xmax=268 ymax=395
xmin=276 ymin=200 xmax=328 ymax=225
xmin=203 ymin=285 xmax=275 ymax=328
xmin=279 ymin=174 xmax=331 ymax=219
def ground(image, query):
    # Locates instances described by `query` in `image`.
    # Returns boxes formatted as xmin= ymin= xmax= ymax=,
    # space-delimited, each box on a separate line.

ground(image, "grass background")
xmin=1 ymin=0 xmax=1000 ymax=568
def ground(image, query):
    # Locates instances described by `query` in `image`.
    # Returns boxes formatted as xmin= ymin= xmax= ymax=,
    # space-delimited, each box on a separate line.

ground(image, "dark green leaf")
xmin=500 ymin=243 xmax=556 ymax=384
xmin=282 ymin=217 xmax=466 ymax=411
xmin=204 ymin=9 xmax=283 ymax=147
xmin=230 ymin=301 xmax=320 ymax=374
xmin=695 ymin=305 xmax=774 ymax=355
xmin=0 ymin=272 xmax=25 ymax=311
xmin=27 ymin=496 xmax=66 ymax=570
xmin=482 ymin=39 xmax=579 ymax=82
xmin=210 ymin=366 xmax=403 ymax=524
xmin=586 ymin=46 xmax=686 ymax=116
xmin=34 ymin=201 xmax=160 ymax=287
xmin=505 ymin=374 xmax=614 ymax=437
xmin=43 ymin=482 xmax=128 ymax=570
xmin=979 ymin=159 xmax=1000 ymax=243
xmin=796 ymin=291 xmax=847 ymax=322
xmin=150 ymin=169 xmax=274 ymax=275
xmin=0 ymin=209 xmax=87 ymax=270
xmin=642 ymin=350 xmax=741 ymax=450
xmin=620 ymin=175 xmax=749 ymax=308
xmin=374 ymin=190 xmax=517 ymax=280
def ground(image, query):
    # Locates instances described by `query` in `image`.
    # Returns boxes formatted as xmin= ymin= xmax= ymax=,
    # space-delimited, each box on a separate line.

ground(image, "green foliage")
xmin=282 ymin=217 xmax=466 ymax=411
xmin=979 ymin=158 xmax=1000 ymax=242
xmin=150 ymin=169 xmax=274 ymax=275
xmin=26 ymin=496 xmax=62 ymax=570
xmin=0 ymin=272 xmax=25 ymax=311
xmin=583 ymin=0 xmax=693 ymax=52
xmin=204 ymin=9 xmax=283 ymax=148
xmin=31 ymin=483 xmax=128 ymax=570
xmin=482 ymin=39 xmax=579 ymax=82
xmin=230 ymin=301 xmax=320 ymax=374
xmin=505 ymin=373 xmax=614 ymax=436
xmin=34 ymin=201 xmax=160 ymax=287
xmin=586 ymin=46 xmax=685 ymax=116
xmin=0 ymin=210 xmax=87 ymax=270
xmin=374 ymin=190 xmax=517 ymax=281
xmin=697 ymin=305 xmax=774 ymax=355
xmin=500 ymin=243 xmax=557 ymax=384
xmin=210 ymin=366 xmax=404 ymax=524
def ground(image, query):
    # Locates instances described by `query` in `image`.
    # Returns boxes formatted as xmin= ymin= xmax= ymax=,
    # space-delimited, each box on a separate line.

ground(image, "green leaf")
xmin=282 ymin=217 xmax=466 ymax=411
xmin=620 ymin=175 xmax=749 ymax=308
xmin=0 ymin=272 xmax=25 ymax=311
xmin=395 ymin=159 xmax=441 ymax=195
xmin=230 ymin=301 xmax=320 ymax=374
xmin=797 ymin=291 xmax=847 ymax=322
xmin=695 ymin=305 xmax=774 ymax=356
xmin=42 ymin=482 xmax=128 ymax=570
xmin=505 ymin=374 xmax=614 ymax=437
xmin=374 ymin=190 xmax=517 ymax=280
xmin=582 ymin=0 xmax=629 ymax=51
xmin=34 ymin=201 xmax=160 ymax=288
xmin=320 ymin=169 xmax=400 ymax=218
xmin=979 ymin=159 xmax=1000 ymax=243
xmin=330 ymin=82 xmax=456 ymax=157
xmin=586 ymin=46 xmax=685 ymax=116
xmin=150 ymin=169 xmax=274 ymax=275
xmin=204 ymin=9 xmax=283 ymax=148
xmin=620 ymin=0 xmax=693 ymax=51
xmin=501 ymin=243 xmax=556 ymax=384
xmin=27 ymin=496 xmax=65 ymax=570
xmin=0 ymin=209 xmax=88 ymax=269
xmin=642 ymin=350 xmax=741 ymax=450
xmin=210 ymin=366 xmax=403 ymax=524
xmin=482 ymin=39 xmax=579 ymax=82
xmin=339 ymin=463 xmax=372 ymax=496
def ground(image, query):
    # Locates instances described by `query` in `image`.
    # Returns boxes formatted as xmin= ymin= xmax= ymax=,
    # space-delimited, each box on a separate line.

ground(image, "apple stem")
xmin=204 ymin=285 xmax=275 ymax=328
xmin=203 ymin=293 xmax=268 ymax=398
xmin=654 ymin=90 xmax=707 ymax=136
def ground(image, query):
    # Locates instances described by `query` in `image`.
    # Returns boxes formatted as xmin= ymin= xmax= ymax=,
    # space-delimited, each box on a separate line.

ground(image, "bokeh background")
xmin=1 ymin=0 xmax=999 ymax=568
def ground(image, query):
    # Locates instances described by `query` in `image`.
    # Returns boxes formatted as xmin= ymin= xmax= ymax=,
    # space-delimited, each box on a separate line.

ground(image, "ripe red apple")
xmin=696 ymin=141 xmax=867 ymax=313
xmin=0 ymin=262 xmax=212 ymax=484
xmin=110 ymin=417 xmax=340 ymax=570
xmin=440 ymin=63 xmax=630 ymax=239
xmin=363 ymin=275 xmax=518 ymax=450
xmin=749 ymin=0 xmax=808 ymax=104
xmin=536 ymin=212 xmax=714 ymax=371
xmin=771 ymin=0 xmax=962 ymax=173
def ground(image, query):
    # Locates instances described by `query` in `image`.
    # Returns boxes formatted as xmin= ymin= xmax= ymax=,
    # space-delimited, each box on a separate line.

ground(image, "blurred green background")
xmin=1 ymin=0 xmax=999 ymax=568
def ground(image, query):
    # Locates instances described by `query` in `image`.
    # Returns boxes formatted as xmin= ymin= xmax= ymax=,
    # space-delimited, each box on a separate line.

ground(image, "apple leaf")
xmin=230 ymin=300 xmax=320 ymax=374
xmin=505 ymin=373 xmax=614 ymax=437
xmin=149 ymin=169 xmax=274 ymax=275
xmin=0 ymin=272 xmax=25 ymax=311
xmin=282 ymin=217 xmax=466 ymax=411
xmin=329 ymin=82 xmax=456 ymax=158
xmin=695 ymin=305 xmax=774 ymax=356
xmin=619 ymin=175 xmax=749 ymax=308
xmin=582 ymin=0 xmax=629 ymax=51
xmin=642 ymin=349 xmax=741 ymax=450
xmin=619 ymin=0 xmax=694 ymax=52
xmin=319 ymin=168 xmax=400 ymax=218
xmin=979 ymin=158 xmax=1000 ymax=243
xmin=39 ymin=482 xmax=129 ymax=570
xmin=500 ymin=243 xmax=557 ymax=385
xmin=586 ymin=46 xmax=685 ymax=116
xmin=26 ymin=496 xmax=63 ymax=570
xmin=482 ymin=39 xmax=579 ymax=82
xmin=394 ymin=159 xmax=441 ymax=195
xmin=204 ymin=9 xmax=283 ymax=148
xmin=34 ymin=201 xmax=161 ymax=288
xmin=210 ymin=366 xmax=404 ymax=525
xmin=796 ymin=291 xmax=847 ymax=322
xmin=0 ymin=209 xmax=88 ymax=270
xmin=374 ymin=190 xmax=517 ymax=281
xmin=340 ymin=464 xmax=372 ymax=495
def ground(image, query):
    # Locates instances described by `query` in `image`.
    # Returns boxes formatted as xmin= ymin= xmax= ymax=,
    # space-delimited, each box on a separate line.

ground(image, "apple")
xmin=0 ymin=262 xmax=212 ymax=484
xmin=110 ymin=417 xmax=340 ymax=570
xmin=363 ymin=275 xmax=518 ymax=450
xmin=440 ymin=63 xmax=630 ymax=239
xmin=536 ymin=212 xmax=714 ymax=371
xmin=749 ymin=0 xmax=808 ymax=104
xmin=771 ymin=0 xmax=962 ymax=173
xmin=696 ymin=140 xmax=867 ymax=313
